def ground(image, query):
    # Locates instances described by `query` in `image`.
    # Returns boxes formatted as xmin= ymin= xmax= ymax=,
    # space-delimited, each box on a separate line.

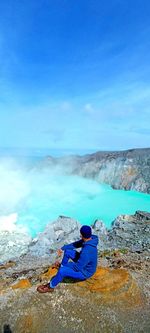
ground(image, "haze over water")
xmin=0 ymin=152 xmax=150 ymax=238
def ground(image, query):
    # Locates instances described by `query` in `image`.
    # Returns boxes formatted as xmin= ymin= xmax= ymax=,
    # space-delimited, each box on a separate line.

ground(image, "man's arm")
xmin=61 ymin=239 xmax=83 ymax=251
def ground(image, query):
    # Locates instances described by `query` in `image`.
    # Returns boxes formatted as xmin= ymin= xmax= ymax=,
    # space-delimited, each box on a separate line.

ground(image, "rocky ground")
xmin=0 ymin=211 xmax=150 ymax=333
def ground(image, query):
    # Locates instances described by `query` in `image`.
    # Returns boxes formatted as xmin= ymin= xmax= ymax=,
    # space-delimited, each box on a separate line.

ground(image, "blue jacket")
xmin=61 ymin=235 xmax=98 ymax=278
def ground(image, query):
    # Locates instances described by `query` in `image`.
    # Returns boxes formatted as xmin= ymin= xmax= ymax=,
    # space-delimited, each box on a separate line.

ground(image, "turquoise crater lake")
xmin=0 ymin=158 xmax=150 ymax=237
xmin=16 ymin=173 xmax=150 ymax=237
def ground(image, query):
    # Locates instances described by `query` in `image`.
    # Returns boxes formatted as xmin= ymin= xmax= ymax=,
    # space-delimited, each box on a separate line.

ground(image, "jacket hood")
xmin=83 ymin=234 xmax=98 ymax=247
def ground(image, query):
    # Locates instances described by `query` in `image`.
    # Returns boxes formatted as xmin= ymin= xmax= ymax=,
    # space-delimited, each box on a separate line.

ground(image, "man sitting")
xmin=37 ymin=225 xmax=98 ymax=293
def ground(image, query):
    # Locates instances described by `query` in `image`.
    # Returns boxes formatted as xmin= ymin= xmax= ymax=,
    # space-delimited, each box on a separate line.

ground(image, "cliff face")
xmin=44 ymin=148 xmax=150 ymax=193
xmin=70 ymin=148 xmax=150 ymax=193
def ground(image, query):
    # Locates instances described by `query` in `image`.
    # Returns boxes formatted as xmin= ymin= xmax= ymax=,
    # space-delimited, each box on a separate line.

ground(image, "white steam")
xmin=0 ymin=157 xmax=150 ymax=238
xmin=0 ymin=157 xmax=102 ymax=236
xmin=0 ymin=158 xmax=30 ymax=214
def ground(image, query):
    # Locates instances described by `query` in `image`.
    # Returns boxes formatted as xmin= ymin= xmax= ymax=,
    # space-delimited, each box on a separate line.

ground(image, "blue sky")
xmin=0 ymin=0 xmax=150 ymax=152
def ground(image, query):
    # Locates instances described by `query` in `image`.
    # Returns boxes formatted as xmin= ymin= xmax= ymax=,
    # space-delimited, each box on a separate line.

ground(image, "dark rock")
xmin=107 ymin=212 xmax=150 ymax=251
xmin=135 ymin=211 xmax=150 ymax=221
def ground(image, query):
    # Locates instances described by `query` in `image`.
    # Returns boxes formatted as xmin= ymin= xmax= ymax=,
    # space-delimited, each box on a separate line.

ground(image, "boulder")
xmin=0 ymin=230 xmax=31 ymax=263
xmin=92 ymin=219 xmax=109 ymax=250
xmin=29 ymin=216 xmax=81 ymax=257
xmin=108 ymin=212 xmax=150 ymax=251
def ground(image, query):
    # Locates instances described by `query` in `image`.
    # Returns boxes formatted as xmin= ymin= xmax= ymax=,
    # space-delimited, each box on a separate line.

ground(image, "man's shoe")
xmin=37 ymin=283 xmax=54 ymax=293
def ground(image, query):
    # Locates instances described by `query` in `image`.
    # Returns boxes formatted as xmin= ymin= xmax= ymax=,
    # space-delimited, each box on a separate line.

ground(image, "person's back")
xmin=72 ymin=235 xmax=98 ymax=278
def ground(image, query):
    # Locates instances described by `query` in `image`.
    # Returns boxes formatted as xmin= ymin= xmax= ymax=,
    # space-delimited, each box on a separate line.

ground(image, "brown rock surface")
xmin=0 ymin=261 xmax=16 ymax=270
xmin=76 ymin=267 xmax=142 ymax=306
xmin=40 ymin=266 xmax=57 ymax=281
xmin=0 ymin=246 xmax=150 ymax=333
xmin=39 ymin=266 xmax=142 ymax=307
xmin=11 ymin=279 xmax=32 ymax=290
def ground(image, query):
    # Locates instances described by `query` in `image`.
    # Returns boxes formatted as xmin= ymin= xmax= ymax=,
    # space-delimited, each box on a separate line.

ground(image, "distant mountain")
xmin=44 ymin=148 xmax=150 ymax=193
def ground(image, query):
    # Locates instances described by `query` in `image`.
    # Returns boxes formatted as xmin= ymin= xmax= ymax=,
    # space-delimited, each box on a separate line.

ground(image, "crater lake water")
xmin=0 ymin=153 xmax=150 ymax=238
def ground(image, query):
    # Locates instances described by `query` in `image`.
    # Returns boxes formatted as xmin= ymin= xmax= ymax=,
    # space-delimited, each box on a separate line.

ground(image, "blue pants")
xmin=50 ymin=249 xmax=85 ymax=288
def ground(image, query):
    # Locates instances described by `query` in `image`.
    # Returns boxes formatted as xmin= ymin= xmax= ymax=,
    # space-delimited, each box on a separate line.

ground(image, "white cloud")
xmin=84 ymin=103 xmax=94 ymax=114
